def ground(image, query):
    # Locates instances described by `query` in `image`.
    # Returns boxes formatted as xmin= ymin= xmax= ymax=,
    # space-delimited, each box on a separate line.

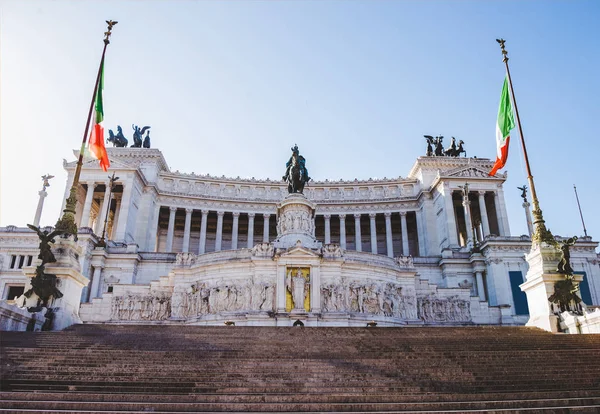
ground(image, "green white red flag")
xmin=489 ymin=75 xmax=515 ymax=176
xmin=88 ymin=60 xmax=110 ymax=171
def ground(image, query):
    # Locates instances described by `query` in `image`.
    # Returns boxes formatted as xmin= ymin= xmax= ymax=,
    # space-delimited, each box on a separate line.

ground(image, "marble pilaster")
xmin=166 ymin=206 xmax=177 ymax=253
xmin=182 ymin=208 xmax=193 ymax=253
xmin=354 ymin=214 xmax=362 ymax=252
xmin=369 ymin=213 xmax=377 ymax=254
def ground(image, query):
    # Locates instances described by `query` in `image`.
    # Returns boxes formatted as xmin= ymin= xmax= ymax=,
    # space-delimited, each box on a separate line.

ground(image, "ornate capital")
xmin=369 ymin=213 xmax=377 ymax=219
xmin=169 ymin=206 xmax=178 ymax=212
xmin=232 ymin=212 xmax=240 ymax=218
xmin=323 ymin=214 xmax=331 ymax=220
xmin=88 ymin=182 xmax=98 ymax=189
xmin=384 ymin=212 xmax=392 ymax=219
xmin=400 ymin=211 xmax=407 ymax=217
xmin=217 ymin=211 xmax=225 ymax=217
xmin=478 ymin=190 xmax=486 ymax=196
xmin=185 ymin=208 xmax=193 ymax=214
xmin=201 ymin=209 xmax=209 ymax=215
xmin=354 ymin=213 xmax=361 ymax=219
xmin=263 ymin=213 xmax=270 ymax=219
xmin=248 ymin=212 xmax=256 ymax=218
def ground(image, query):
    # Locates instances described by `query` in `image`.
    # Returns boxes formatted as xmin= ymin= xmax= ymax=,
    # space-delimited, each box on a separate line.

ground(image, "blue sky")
xmin=1 ymin=1 xmax=598 ymax=241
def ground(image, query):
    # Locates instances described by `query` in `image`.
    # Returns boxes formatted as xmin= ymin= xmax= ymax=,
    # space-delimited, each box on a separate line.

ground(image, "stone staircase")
xmin=1 ymin=324 xmax=600 ymax=413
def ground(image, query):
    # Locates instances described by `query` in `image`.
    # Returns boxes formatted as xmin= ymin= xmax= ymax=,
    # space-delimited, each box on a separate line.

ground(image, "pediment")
xmin=64 ymin=156 xmax=134 ymax=171
xmin=277 ymin=245 xmax=321 ymax=258
xmin=443 ymin=166 xmax=503 ymax=179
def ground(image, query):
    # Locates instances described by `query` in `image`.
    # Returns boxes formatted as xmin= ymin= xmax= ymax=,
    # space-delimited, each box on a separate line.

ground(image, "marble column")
xmin=96 ymin=183 xmax=112 ymax=235
xmin=496 ymin=187 xmax=511 ymax=236
xmin=400 ymin=212 xmax=409 ymax=256
xmin=89 ymin=266 xmax=103 ymax=299
xmin=384 ymin=212 xmax=393 ymax=258
xmin=115 ymin=182 xmax=133 ymax=241
xmin=415 ymin=209 xmax=425 ymax=257
xmin=33 ymin=190 xmax=48 ymax=227
xmin=231 ymin=212 xmax=240 ymax=250
xmin=263 ymin=214 xmax=270 ymax=243
xmin=182 ymin=208 xmax=193 ymax=253
xmin=147 ymin=204 xmax=161 ymax=252
xmin=354 ymin=214 xmax=362 ymax=252
xmin=215 ymin=211 xmax=224 ymax=251
xmin=339 ymin=215 xmax=347 ymax=249
xmin=475 ymin=271 xmax=486 ymax=301
xmin=493 ymin=191 xmax=505 ymax=236
xmin=80 ymin=182 xmax=97 ymax=228
xmin=462 ymin=196 xmax=474 ymax=248
xmin=444 ymin=186 xmax=460 ymax=247
xmin=523 ymin=201 xmax=534 ymax=237
xmin=369 ymin=213 xmax=378 ymax=254
xmin=247 ymin=213 xmax=255 ymax=248
xmin=166 ymin=206 xmax=177 ymax=253
xmin=478 ymin=191 xmax=491 ymax=238
xmin=324 ymin=214 xmax=331 ymax=245
xmin=198 ymin=209 xmax=208 ymax=254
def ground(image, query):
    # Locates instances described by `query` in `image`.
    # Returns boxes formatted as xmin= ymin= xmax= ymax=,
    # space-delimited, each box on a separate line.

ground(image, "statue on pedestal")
xmin=287 ymin=268 xmax=309 ymax=311
xmin=283 ymin=145 xmax=311 ymax=194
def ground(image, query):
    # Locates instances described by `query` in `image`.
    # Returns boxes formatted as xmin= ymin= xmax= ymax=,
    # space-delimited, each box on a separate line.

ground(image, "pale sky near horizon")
xmin=1 ymin=1 xmax=598 ymax=244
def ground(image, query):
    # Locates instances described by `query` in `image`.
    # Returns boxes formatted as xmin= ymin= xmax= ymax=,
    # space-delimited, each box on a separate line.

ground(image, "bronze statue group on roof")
xmin=424 ymin=135 xmax=466 ymax=157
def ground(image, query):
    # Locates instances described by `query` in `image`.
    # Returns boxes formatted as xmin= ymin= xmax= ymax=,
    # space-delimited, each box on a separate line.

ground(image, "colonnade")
xmin=451 ymin=189 xmax=507 ymax=247
xmin=78 ymin=181 xmax=128 ymax=239
xmin=161 ymin=207 xmax=272 ymax=254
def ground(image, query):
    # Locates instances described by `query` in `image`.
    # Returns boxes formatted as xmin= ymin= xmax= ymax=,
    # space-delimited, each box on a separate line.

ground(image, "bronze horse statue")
xmin=283 ymin=145 xmax=310 ymax=194
xmin=107 ymin=125 xmax=128 ymax=147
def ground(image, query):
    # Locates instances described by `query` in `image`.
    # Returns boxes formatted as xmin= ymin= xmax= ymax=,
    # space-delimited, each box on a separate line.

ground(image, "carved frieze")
xmin=417 ymin=295 xmax=471 ymax=323
xmin=321 ymin=280 xmax=418 ymax=320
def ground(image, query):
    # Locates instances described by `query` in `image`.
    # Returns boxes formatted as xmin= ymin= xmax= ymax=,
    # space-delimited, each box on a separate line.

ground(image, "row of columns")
xmin=453 ymin=190 xmax=503 ymax=247
xmin=323 ymin=212 xmax=413 ymax=257
xmin=79 ymin=180 xmax=130 ymax=240
xmin=164 ymin=207 xmax=272 ymax=254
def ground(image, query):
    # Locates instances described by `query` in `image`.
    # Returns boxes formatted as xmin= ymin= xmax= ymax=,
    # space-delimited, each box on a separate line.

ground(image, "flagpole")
xmin=573 ymin=185 xmax=588 ymax=238
xmin=496 ymin=39 xmax=555 ymax=246
xmin=55 ymin=20 xmax=118 ymax=237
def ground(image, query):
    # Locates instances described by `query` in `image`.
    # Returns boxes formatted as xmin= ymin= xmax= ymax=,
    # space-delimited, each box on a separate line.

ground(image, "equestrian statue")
xmin=107 ymin=125 xmax=128 ymax=147
xmin=424 ymin=135 xmax=466 ymax=157
xmin=283 ymin=144 xmax=311 ymax=194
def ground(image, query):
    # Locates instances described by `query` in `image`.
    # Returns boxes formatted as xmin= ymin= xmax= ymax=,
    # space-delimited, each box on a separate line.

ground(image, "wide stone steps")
xmin=2 ymin=325 xmax=600 ymax=412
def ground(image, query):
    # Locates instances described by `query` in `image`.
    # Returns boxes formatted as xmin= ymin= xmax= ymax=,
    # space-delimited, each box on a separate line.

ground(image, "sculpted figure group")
xmin=417 ymin=295 xmax=471 ymax=322
xmin=424 ymin=135 xmax=466 ymax=157
xmin=107 ymin=125 xmax=151 ymax=148
xmin=321 ymin=281 xmax=418 ymax=320
xmin=170 ymin=281 xmax=275 ymax=319
xmin=111 ymin=292 xmax=171 ymax=321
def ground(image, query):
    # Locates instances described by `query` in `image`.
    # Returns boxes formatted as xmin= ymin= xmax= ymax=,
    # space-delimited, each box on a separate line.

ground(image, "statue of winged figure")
xmin=517 ymin=185 xmax=528 ymax=203
xmin=131 ymin=125 xmax=151 ymax=148
xmin=41 ymin=174 xmax=54 ymax=191
xmin=27 ymin=224 xmax=65 ymax=265
xmin=424 ymin=135 xmax=434 ymax=156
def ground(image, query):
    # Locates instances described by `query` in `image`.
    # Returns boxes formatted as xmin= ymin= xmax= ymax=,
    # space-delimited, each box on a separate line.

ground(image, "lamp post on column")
xmin=97 ymin=172 xmax=119 ymax=248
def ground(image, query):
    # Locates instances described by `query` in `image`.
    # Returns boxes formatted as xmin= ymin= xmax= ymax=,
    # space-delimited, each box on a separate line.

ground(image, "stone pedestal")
xmin=22 ymin=238 xmax=89 ymax=331
xmin=520 ymin=243 xmax=583 ymax=333
xmin=273 ymin=194 xmax=321 ymax=250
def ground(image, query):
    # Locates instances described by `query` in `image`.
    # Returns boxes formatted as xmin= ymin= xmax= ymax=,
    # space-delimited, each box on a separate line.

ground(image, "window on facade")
xmin=6 ymin=285 xmax=25 ymax=301
xmin=107 ymin=286 xmax=114 ymax=293
xmin=9 ymin=255 xmax=17 ymax=269
xmin=27 ymin=255 xmax=33 ymax=266
xmin=509 ymin=271 xmax=529 ymax=315
xmin=18 ymin=256 xmax=25 ymax=269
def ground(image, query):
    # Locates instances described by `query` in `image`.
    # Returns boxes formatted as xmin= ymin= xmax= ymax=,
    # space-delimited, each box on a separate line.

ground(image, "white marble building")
xmin=1 ymin=147 xmax=599 ymax=328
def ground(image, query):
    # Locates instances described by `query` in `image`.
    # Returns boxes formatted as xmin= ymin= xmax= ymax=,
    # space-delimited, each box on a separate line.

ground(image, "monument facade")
xmin=1 ymin=145 xmax=599 ymax=328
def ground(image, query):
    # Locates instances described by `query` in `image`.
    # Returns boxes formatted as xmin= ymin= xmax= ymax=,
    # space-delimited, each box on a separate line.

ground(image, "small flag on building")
xmin=88 ymin=60 xmax=110 ymax=171
xmin=489 ymin=76 xmax=515 ymax=176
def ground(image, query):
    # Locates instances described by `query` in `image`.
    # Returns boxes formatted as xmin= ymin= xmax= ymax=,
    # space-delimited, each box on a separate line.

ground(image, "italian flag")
xmin=88 ymin=60 xmax=110 ymax=171
xmin=489 ymin=75 xmax=515 ymax=176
